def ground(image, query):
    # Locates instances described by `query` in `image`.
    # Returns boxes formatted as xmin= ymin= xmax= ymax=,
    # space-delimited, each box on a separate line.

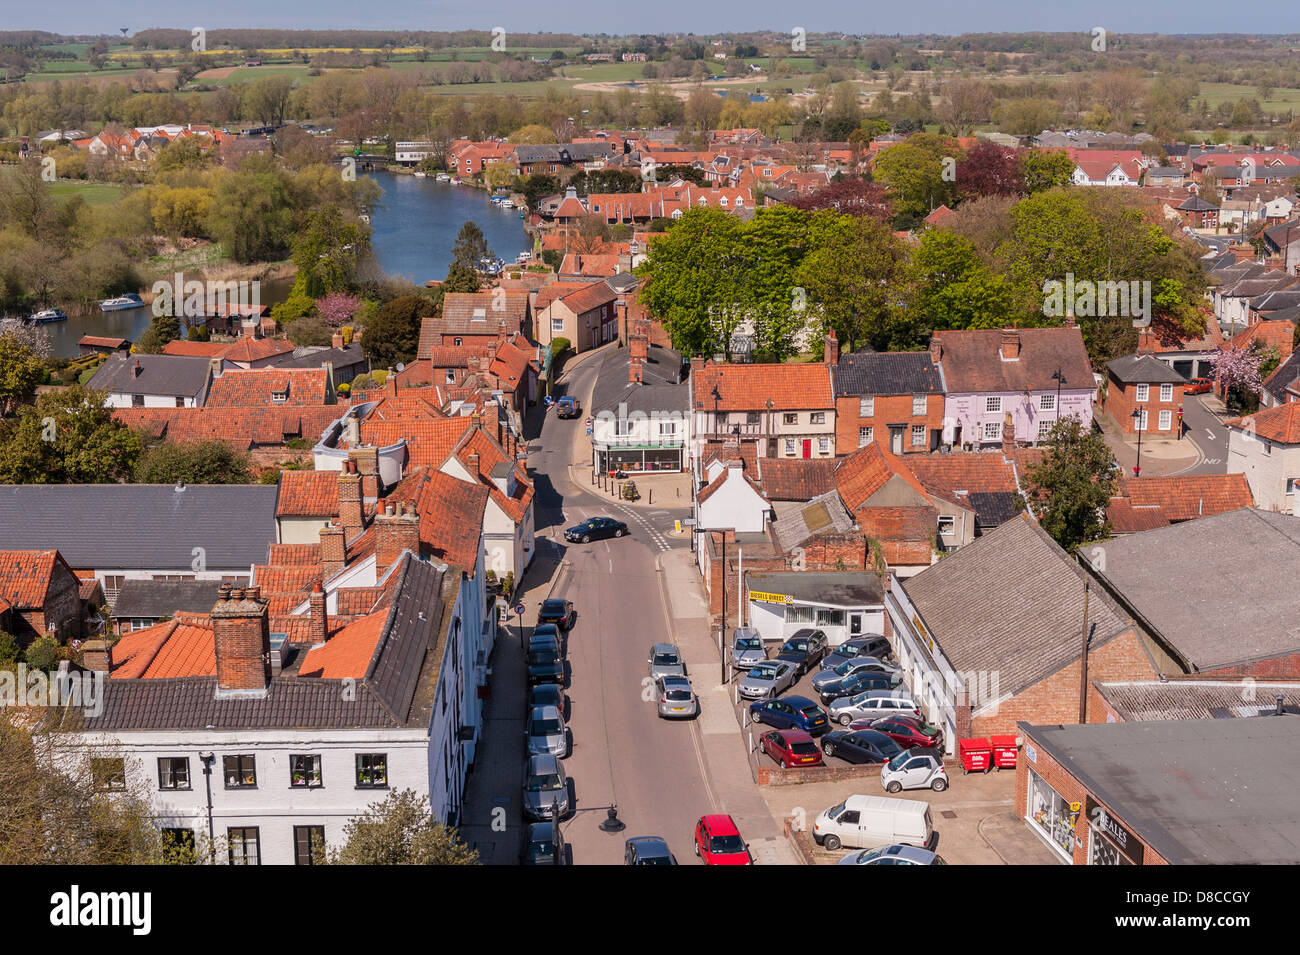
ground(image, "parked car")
xmin=731 ymin=626 xmax=766 ymax=669
xmin=829 ymin=689 xmax=921 ymax=726
xmin=527 ymin=627 xmax=562 ymax=656
xmin=528 ymin=683 xmax=567 ymax=716
xmin=881 ymin=748 xmax=949 ymax=793
xmin=812 ymin=795 xmax=935 ymax=852
xmin=837 ymin=844 xmax=947 ymax=866
xmin=738 ymin=660 xmax=798 ymax=700
xmin=555 ymin=395 xmax=581 ymax=418
xmin=749 ymin=695 xmax=831 ymax=736
xmin=1185 ymin=377 xmax=1213 ymax=395
xmin=526 ymin=643 xmax=565 ymax=686
xmin=522 ymin=754 xmax=571 ymax=820
xmin=820 ymin=669 xmax=904 ymax=707
xmin=521 ymin=821 xmax=565 ymax=865
xmin=525 ymin=704 xmax=568 ymax=758
xmin=625 ymin=836 xmax=677 ymax=865
xmin=694 ymin=815 xmax=751 ymax=865
xmin=564 ymin=517 xmax=628 ymax=543
xmin=861 ymin=715 xmax=944 ymax=751
xmin=760 ymin=729 xmax=824 ymax=768
xmin=820 ymin=729 xmax=904 ymax=765
xmin=811 ymin=656 xmax=897 ymax=695
xmin=656 ymin=675 xmax=698 ymax=719
xmin=820 ymin=635 xmax=892 ymax=671
xmin=648 ymin=643 xmax=686 ymax=680
xmin=775 ymin=629 xmax=829 ymax=676
xmin=537 ymin=598 xmax=575 ymax=630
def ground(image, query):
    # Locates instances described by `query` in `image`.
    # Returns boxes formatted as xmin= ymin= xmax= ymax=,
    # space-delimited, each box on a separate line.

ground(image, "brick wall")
xmin=1197 ymin=652 xmax=1300 ymax=680
xmin=1104 ymin=375 xmax=1184 ymax=436
xmin=835 ymin=394 xmax=945 ymax=456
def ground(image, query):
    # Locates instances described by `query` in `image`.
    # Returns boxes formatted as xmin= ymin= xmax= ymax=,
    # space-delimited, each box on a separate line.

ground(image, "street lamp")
xmin=711 ymin=385 xmax=722 ymax=438
xmin=1131 ymin=406 xmax=1145 ymax=476
xmin=1051 ymin=368 xmax=1066 ymax=426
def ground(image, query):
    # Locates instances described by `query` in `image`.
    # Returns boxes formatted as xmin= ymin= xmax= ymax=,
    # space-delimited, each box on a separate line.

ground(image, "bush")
xmin=551 ymin=337 xmax=570 ymax=357
xmin=350 ymin=373 xmax=373 ymax=391
xmin=0 ymin=631 xmax=20 ymax=665
xmin=24 ymin=636 xmax=58 ymax=671
xmin=287 ymin=314 xmax=333 ymax=347
xmin=372 ymin=369 xmax=388 ymax=385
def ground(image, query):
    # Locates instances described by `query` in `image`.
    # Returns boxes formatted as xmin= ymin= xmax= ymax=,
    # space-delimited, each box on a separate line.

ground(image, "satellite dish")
xmin=395 ymin=363 xmax=405 ymax=372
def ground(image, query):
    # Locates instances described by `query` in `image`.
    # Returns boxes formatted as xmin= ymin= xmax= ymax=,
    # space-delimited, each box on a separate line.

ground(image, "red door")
xmin=801 ymin=439 xmax=812 ymax=459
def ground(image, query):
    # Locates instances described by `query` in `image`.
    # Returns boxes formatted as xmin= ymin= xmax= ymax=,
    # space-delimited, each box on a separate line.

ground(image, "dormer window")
xmin=271 ymin=389 xmax=287 ymax=403
xmin=472 ymin=308 xmax=486 ymax=322
xmin=454 ymin=337 xmax=463 ymax=346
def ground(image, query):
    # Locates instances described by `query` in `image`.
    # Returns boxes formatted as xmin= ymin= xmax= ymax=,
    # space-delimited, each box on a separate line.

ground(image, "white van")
xmin=813 ymin=795 xmax=935 ymax=852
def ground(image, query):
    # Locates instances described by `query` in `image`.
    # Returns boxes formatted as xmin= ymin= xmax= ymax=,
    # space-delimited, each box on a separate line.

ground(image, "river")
xmin=36 ymin=171 xmax=530 ymax=358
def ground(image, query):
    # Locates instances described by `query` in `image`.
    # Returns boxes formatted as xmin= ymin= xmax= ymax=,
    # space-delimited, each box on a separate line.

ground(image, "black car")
xmin=527 ymin=646 xmax=565 ymax=686
xmin=820 ymin=635 xmax=893 ymax=671
xmin=564 ymin=517 xmax=628 ymax=543
xmin=522 ymin=821 xmax=566 ymax=865
xmin=538 ymin=598 xmax=575 ymax=630
xmin=775 ymin=628 xmax=829 ymax=677
xmin=527 ymin=628 xmax=562 ymax=657
xmin=818 ymin=669 xmax=903 ymax=707
xmin=820 ymin=729 xmax=904 ymax=765
xmin=529 ymin=683 xmax=568 ymax=716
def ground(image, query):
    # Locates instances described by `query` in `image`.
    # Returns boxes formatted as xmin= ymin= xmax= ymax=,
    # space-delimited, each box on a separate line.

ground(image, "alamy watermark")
xmin=151 ymin=273 xmax=262 ymax=319
xmin=1043 ymin=273 xmax=1151 ymax=327
xmin=0 ymin=661 xmax=104 ymax=717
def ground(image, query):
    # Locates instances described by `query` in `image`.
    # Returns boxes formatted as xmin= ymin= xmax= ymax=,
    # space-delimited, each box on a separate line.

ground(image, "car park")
xmin=521 ymin=821 xmax=565 ymax=865
xmin=775 ymin=629 xmax=829 ymax=676
xmin=564 ymin=517 xmax=628 ymax=543
xmin=522 ymin=754 xmax=571 ymax=820
xmin=837 ymin=844 xmax=947 ymax=866
xmin=820 ymin=635 xmax=892 ymax=671
xmin=528 ymin=683 xmax=567 ymax=716
xmin=525 ymin=704 xmax=568 ymax=758
xmin=694 ymin=815 xmax=751 ymax=865
xmin=625 ymin=836 xmax=677 ymax=865
xmin=656 ymin=675 xmax=699 ymax=719
xmin=862 ymin=715 xmax=945 ymax=751
xmin=537 ymin=598 xmax=575 ymax=630
xmin=811 ymin=656 xmax=897 ymax=695
xmin=730 ymin=627 xmax=766 ymax=669
xmin=749 ymin=695 xmax=831 ymax=736
xmin=738 ymin=660 xmax=797 ymax=700
xmin=829 ymin=689 xmax=920 ymax=725
xmin=881 ymin=748 xmax=949 ymax=793
xmin=819 ymin=729 xmax=904 ymax=765
xmin=759 ymin=729 xmax=824 ymax=768
xmin=819 ymin=669 xmax=904 ymax=707
xmin=812 ymin=795 xmax=936 ymax=852
xmin=648 ymin=642 xmax=686 ymax=679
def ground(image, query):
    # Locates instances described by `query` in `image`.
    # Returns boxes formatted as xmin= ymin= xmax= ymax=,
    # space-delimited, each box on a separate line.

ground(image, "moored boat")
xmin=27 ymin=308 xmax=68 ymax=325
xmin=99 ymin=293 xmax=144 ymax=312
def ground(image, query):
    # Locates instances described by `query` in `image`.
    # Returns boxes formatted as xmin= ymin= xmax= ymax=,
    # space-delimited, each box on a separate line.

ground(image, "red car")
xmin=760 ymin=729 xmax=824 ymax=768
xmin=852 ymin=715 xmax=945 ymax=751
xmin=694 ymin=814 xmax=751 ymax=865
xmin=1185 ymin=378 xmax=1213 ymax=395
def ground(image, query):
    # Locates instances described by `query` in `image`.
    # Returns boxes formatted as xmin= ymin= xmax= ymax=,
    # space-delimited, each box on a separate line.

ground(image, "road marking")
xmin=1205 ymin=429 xmax=1215 ymax=440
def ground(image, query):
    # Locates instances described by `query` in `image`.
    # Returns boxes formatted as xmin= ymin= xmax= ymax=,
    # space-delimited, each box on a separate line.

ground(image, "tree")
xmin=133 ymin=313 xmax=182 ymax=354
xmin=508 ymin=124 xmax=558 ymax=144
xmin=955 ymin=142 xmax=1024 ymax=200
xmin=245 ymin=76 xmax=295 ymax=127
xmin=324 ymin=789 xmax=479 ymax=865
xmin=316 ymin=293 xmax=361 ymax=327
xmin=361 ymin=294 xmax=431 ymax=367
xmin=518 ymin=174 xmax=560 ymax=212
xmin=207 ymin=155 xmax=295 ymax=264
xmin=292 ymin=205 xmax=369 ymax=297
xmin=1021 ymin=150 xmax=1075 ymax=194
xmin=796 ymin=213 xmax=905 ymax=351
xmin=790 ymin=177 xmax=891 ymax=221
xmin=1208 ymin=343 xmax=1266 ymax=411
xmin=904 ymin=231 xmax=1012 ymax=344
xmin=449 ymin=221 xmax=491 ymax=276
xmin=1022 ymin=417 xmax=1118 ymax=554
xmin=0 ymin=386 xmax=142 ymax=484
xmin=287 ymin=314 xmax=334 ymax=347
xmin=872 ymin=134 xmax=962 ymax=221
xmin=0 ymin=327 xmax=47 ymax=417
xmin=134 ymin=440 xmax=252 ymax=485
xmin=938 ymin=78 xmax=994 ymax=135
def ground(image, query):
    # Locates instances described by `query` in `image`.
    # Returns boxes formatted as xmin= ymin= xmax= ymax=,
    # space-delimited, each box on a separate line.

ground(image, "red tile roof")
xmin=833 ymin=443 xmax=931 ymax=512
xmin=111 ymin=616 xmax=216 ymax=679
xmin=412 ymin=470 xmax=489 ymax=569
xmin=361 ymin=416 xmax=474 ymax=470
xmin=78 ymin=336 xmax=128 ymax=348
xmin=1226 ymin=402 xmax=1300 ymax=444
xmin=276 ymin=471 xmax=339 ymax=518
xmin=221 ymin=337 xmax=295 ymax=363
xmin=297 ymin=610 xmax=388 ymax=679
xmin=1119 ymin=474 xmax=1253 ymax=522
xmin=205 ymin=368 xmax=331 ymax=407
xmin=755 ymin=458 xmax=837 ymax=500
xmin=162 ymin=340 xmax=230 ymax=358
xmin=0 ymin=550 xmax=61 ymax=607
xmin=692 ymin=360 xmax=833 ymax=412
xmin=1229 ymin=319 xmax=1295 ymax=357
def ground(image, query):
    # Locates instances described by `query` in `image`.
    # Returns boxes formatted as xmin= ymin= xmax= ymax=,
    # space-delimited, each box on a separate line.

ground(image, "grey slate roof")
xmin=0 ymin=484 xmax=279 ymax=571
xmin=1086 ymin=508 xmax=1300 ymax=672
xmin=832 ymin=350 xmax=944 ymax=397
xmin=273 ymin=344 xmax=369 ymax=370
xmin=1263 ymin=349 xmax=1300 ymax=402
xmin=591 ymin=342 xmax=687 ymax=418
xmin=1020 ymin=715 xmax=1300 ymax=864
xmin=87 ymin=353 xmax=212 ymax=398
xmin=900 ymin=515 xmax=1133 ymax=708
xmin=110 ymin=579 xmax=223 ymax=619
xmin=514 ymin=142 xmax=611 ymax=164
xmin=747 ymin=570 xmax=883 ymax=607
xmin=1106 ymin=354 xmax=1188 ymax=384
xmin=967 ymin=491 xmax=1020 ymax=530
xmin=1145 ymin=166 xmax=1184 ymax=179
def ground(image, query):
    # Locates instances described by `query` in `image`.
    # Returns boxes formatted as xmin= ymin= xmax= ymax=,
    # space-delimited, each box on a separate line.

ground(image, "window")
xmin=356 ymin=753 xmax=388 ymax=788
xmin=270 ymin=390 xmax=287 ymax=403
xmin=810 ymin=412 xmax=825 ymax=425
xmin=128 ymin=618 xmax=154 ymax=632
xmin=131 ymin=394 xmax=144 ymax=407
xmin=1037 ymin=419 xmax=1053 ymax=440
xmin=938 ymin=516 xmax=956 ymax=536
xmin=158 ymin=757 xmax=190 ymax=791
xmin=1135 ymin=384 xmax=1149 ymax=402
xmin=453 ymin=337 xmax=462 ymax=346
xmin=154 ymin=574 xmax=194 ymax=582
xmin=911 ymin=424 xmax=926 ymax=446
xmin=228 ymin=827 xmax=261 ymax=866
xmin=715 ymin=412 xmax=728 ymax=431
xmin=817 ymin=437 xmax=831 ymax=454
xmin=445 ymin=369 xmax=456 ymax=384
xmin=912 ymin=395 xmax=926 ymax=416
xmin=1158 ymin=409 xmax=1172 ymax=431
xmin=784 ymin=438 xmax=796 ymax=455
xmin=986 ymin=396 xmax=1002 ymax=414
xmin=1039 ymin=393 xmax=1056 ymax=412
xmin=1135 ymin=409 xmax=1148 ymax=432
xmin=746 ymin=412 xmax=761 ymax=425
xmin=294 ymin=826 xmax=326 ymax=866
xmin=859 ymin=397 xmax=874 ymax=417
xmin=91 ymin=758 xmax=126 ymax=792
xmin=983 ymin=420 xmax=1002 ymax=441
xmin=783 ymin=413 xmax=798 ymax=425
xmin=551 ymin=317 xmax=564 ymax=334
xmin=223 ymin=755 xmax=256 ymax=789
xmin=858 ymin=426 xmax=873 ymax=447
xmin=174 ymin=396 xmax=185 ymax=408
xmin=290 ymin=754 xmax=323 ymax=788
xmin=1160 ymin=383 xmax=1173 ymax=403
xmin=1287 ymin=478 xmax=1300 ymax=495
xmin=658 ymin=419 xmax=676 ymax=437
xmin=614 ymin=416 xmax=630 ymax=436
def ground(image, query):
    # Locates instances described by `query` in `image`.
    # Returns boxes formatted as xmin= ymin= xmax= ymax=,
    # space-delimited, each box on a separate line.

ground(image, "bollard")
xmin=649 ymin=489 xmax=653 ymax=504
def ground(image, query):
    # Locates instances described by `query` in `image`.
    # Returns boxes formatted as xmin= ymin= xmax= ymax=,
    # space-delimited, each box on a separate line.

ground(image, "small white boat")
xmin=436 ymin=173 xmax=451 ymax=182
xmin=27 ymin=308 xmax=67 ymax=325
xmin=99 ymin=293 xmax=145 ymax=312
xmin=413 ymin=171 xmax=427 ymax=178
xmin=489 ymin=196 xmax=502 ymax=204
xmin=501 ymin=199 xmax=514 ymax=208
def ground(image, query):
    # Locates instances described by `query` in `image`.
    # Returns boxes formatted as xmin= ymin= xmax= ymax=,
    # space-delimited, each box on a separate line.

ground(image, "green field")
xmin=46 ymin=181 xmax=125 ymax=206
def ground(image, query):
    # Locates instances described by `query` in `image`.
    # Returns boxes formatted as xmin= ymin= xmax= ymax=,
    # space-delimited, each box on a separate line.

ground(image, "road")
xmin=1178 ymin=393 xmax=1231 ymax=474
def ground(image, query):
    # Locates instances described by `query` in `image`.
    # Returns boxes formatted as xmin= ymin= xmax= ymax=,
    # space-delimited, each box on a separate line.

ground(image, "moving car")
xmin=528 ymin=683 xmax=567 ymax=716
xmin=820 ymin=729 xmax=904 ymax=765
xmin=811 ymin=656 xmax=896 ymax=695
xmin=648 ymin=643 xmax=686 ymax=680
xmin=881 ymin=748 xmax=949 ymax=793
xmin=837 ymin=844 xmax=947 ymax=866
xmin=537 ymin=598 xmax=575 ymax=630
xmin=820 ymin=669 xmax=904 ymax=707
xmin=730 ymin=627 xmax=766 ymax=670
xmin=521 ymin=821 xmax=565 ymax=865
xmin=522 ymin=754 xmax=571 ymax=820
xmin=829 ymin=689 xmax=921 ymax=725
xmin=525 ymin=704 xmax=568 ymax=758
xmin=820 ymin=635 xmax=892 ymax=671
xmin=555 ymin=395 xmax=581 ymax=418
xmin=694 ymin=815 xmax=751 ymax=865
xmin=1185 ymin=377 xmax=1213 ymax=395
xmin=656 ymin=675 xmax=699 ymax=719
xmin=738 ymin=660 xmax=798 ymax=700
xmin=564 ymin=517 xmax=628 ymax=543
xmin=812 ymin=795 xmax=936 ymax=853
xmin=625 ymin=836 xmax=677 ymax=865
xmin=759 ymin=729 xmax=824 ymax=768
xmin=775 ymin=629 xmax=829 ymax=676
xmin=749 ymin=695 xmax=831 ymax=736
xmin=863 ymin=715 xmax=945 ymax=751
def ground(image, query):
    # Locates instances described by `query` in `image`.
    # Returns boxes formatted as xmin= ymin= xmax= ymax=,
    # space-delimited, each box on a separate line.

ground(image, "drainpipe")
xmin=199 ymin=751 xmax=216 ymax=864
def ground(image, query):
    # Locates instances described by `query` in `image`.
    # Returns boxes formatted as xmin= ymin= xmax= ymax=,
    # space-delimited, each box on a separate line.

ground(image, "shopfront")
xmin=1026 ymin=768 xmax=1080 ymax=862
xmin=744 ymin=572 xmax=883 ymax=648
xmin=594 ymin=444 xmax=684 ymax=474
xmin=1085 ymin=797 xmax=1142 ymax=866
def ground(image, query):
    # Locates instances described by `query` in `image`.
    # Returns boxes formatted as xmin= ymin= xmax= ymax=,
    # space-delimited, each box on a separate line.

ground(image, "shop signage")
xmin=1085 ymin=796 xmax=1145 ymax=865
xmin=1025 ymin=743 xmax=1037 ymax=764
xmin=749 ymin=590 xmax=794 ymax=605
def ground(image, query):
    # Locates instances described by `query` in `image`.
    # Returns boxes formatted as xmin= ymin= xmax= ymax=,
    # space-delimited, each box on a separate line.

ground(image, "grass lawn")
xmin=45 ymin=180 xmax=125 ymax=207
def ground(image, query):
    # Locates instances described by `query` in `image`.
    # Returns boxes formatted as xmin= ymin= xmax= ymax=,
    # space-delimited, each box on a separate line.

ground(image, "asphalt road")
xmin=1179 ymin=393 xmax=1231 ymax=474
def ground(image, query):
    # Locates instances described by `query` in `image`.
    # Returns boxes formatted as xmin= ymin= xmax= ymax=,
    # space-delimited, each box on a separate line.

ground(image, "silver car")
xmin=837 ymin=844 xmax=947 ymax=865
xmin=522 ymin=754 xmax=570 ymax=820
xmin=525 ymin=704 xmax=568 ymax=758
xmin=730 ymin=627 xmax=766 ymax=670
xmin=656 ymin=675 xmax=699 ymax=719
xmin=810 ymin=656 xmax=895 ymax=694
xmin=648 ymin=643 xmax=686 ymax=680
xmin=830 ymin=689 xmax=921 ymax=726
xmin=738 ymin=660 xmax=797 ymax=700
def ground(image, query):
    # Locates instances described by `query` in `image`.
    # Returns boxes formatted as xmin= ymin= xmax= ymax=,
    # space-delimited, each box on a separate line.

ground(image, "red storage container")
xmin=991 ymin=735 xmax=1018 ymax=769
xmin=958 ymin=737 xmax=992 ymax=774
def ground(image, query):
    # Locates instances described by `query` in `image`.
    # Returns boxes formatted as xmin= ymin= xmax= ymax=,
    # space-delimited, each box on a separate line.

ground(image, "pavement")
xmin=1095 ymin=395 xmax=1233 ymax=476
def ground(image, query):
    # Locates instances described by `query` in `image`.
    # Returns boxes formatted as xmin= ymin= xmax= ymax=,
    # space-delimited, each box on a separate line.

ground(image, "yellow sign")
xmin=912 ymin=615 xmax=934 ymax=652
xmin=1069 ymin=801 xmax=1082 ymax=813
xmin=749 ymin=591 xmax=794 ymax=605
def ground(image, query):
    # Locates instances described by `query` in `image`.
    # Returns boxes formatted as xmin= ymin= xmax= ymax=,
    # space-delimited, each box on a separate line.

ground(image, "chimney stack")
xmin=629 ymin=356 xmax=643 ymax=385
xmin=375 ymin=501 xmax=421 ymax=569
xmin=133 ymin=359 xmax=142 ymax=377
xmin=331 ymin=332 xmax=345 ymax=349
xmin=1002 ymin=410 xmax=1016 ymax=458
xmin=929 ymin=334 xmax=942 ymax=363
xmin=468 ymin=451 xmax=481 ymax=476
xmin=349 ymin=446 xmax=380 ymax=500
xmin=82 ymin=639 xmax=113 ymax=672
xmin=320 ymin=521 xmax=346 ymax=579
xmin=308 ymin=582 xmax=328 ymax=647
xmin=824 ymin=329 xmax=839 ymax=365
xmin=337 ymin=460 xmax=363 ymax=538
xmin=212 ymin=586 xmax=271 ymax=694
xmin=1000 ymin=328 xmax=1021 ymax=360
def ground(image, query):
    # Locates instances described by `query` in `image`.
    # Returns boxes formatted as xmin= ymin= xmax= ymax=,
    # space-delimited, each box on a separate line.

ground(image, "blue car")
xmin=748 ymin=695 xmax=831 ymax=737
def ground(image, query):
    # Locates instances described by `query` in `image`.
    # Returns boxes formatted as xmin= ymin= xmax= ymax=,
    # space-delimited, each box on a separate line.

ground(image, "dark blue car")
xmin=748 ymin=695 xmax=831 ymax=737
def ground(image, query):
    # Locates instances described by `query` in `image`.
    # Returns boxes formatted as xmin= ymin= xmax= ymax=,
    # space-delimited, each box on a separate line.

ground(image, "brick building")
xmin=1104 ymin=354 xmax=1186 ymax=437
xmin=831 ymin=347 xmax=945 ymax=455
xmin=0 ymin=550 xmax=85 ymax=642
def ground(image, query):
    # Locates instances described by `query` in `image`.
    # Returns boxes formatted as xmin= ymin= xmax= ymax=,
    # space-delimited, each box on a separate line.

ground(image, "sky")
xmin=6 ymin=1 xmax=1300 ymax=38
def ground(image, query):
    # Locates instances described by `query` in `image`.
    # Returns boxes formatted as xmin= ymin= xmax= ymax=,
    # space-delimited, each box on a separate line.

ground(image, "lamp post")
xmin=711 ymin=384 xmax=722 ymax=439
xmin=1051 ymin=367 xmax=1066 ymax=429
xmin=766 ymin=397 xmax=774 ymax=456
xmin=1131 ymin=406 xmax=1145 ymax=476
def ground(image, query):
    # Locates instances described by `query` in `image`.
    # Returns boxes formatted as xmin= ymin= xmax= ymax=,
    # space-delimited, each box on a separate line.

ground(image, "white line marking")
xmin=1205 ymin=429 xmax=1215 ymax=440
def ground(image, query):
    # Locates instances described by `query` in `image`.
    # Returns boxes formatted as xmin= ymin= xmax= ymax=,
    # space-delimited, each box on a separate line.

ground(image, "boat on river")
xmin=99 ymin=293 xmax=145 ymax=312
